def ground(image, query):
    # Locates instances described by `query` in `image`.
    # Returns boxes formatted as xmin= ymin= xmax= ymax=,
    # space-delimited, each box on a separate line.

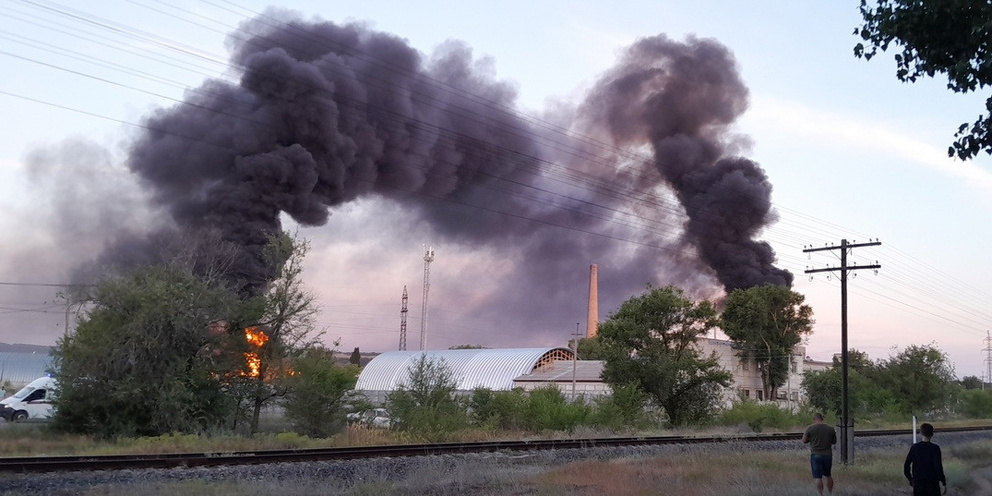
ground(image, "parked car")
xmin=346 ymin=408 xmax=392 ymax=429
xmin=0 ymin=376 xmax=56 ymax=422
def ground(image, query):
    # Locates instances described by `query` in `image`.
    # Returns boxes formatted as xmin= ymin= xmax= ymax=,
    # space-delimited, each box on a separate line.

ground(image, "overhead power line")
xmin=0 ymin=0 xmax=990 ymax=355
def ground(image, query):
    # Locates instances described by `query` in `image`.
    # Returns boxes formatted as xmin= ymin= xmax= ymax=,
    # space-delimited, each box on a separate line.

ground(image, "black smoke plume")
xmin=576 ymin=35 xmax=793 ymax=291
xmin=84 ymin=12 xmax=789 ymax=329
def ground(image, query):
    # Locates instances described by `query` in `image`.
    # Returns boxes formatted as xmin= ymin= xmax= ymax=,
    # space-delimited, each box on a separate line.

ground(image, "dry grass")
xmin=524 ymin=446 xmax=992 ymax=496
xmin=2 ymin=439 xmax=989 ymax=496
xmin=3 ymin=419 xmax=992 ymax=496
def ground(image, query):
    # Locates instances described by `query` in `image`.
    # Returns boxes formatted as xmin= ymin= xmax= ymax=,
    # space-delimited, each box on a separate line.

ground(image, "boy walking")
xmin=904 ymin=423 xmax=946 ymax=495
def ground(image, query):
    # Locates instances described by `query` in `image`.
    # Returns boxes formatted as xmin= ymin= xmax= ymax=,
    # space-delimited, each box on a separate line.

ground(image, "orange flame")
xmin=244 ymin=327 xmax=269 ymax=377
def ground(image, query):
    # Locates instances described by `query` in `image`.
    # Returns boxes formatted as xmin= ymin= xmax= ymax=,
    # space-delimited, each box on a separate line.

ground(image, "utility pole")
xmin=571 ymin=322 xmax=581 ymax=401
xmin=804 ymin=238 xmax=881 ymax=465
xmin=420 ymin=246 xmax=435 ymax=351
xmin=399 ymin=286 xmax=408 ymax=351
xmin=984 ymin=331 xmax=992 ymax=391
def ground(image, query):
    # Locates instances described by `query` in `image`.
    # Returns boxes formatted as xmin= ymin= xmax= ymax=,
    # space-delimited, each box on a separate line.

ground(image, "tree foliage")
xmin=802 ymin=344 xmax=958 ymax=418
xmin=282 ymin=347 xmax=359 ymax=438
xmin=960 ymin=375 xmax=984 ymax=390
xmin=958 ymin=389 xmax=992 ymax=418
xmin=801 ymin=362 xmax=898 ymax=420
xmin=576 ymin=336 xmax=606 ymax=360
xmin=235 ymin=232 xmax=322 ymax=435
xmin=876 ymin=344 xmax=956 ymax=414
xmin=597 ymin=285 xmax=732 ymax=426
xmin=51 ymin=266 xmax=246 ymax=438
xmin=854 ymin=0 xmax=992 ymax=160
xmin=721 ymin=284 xmax=813 ymax=401
xmin=387 ymin=356 xmax=468 ymax=441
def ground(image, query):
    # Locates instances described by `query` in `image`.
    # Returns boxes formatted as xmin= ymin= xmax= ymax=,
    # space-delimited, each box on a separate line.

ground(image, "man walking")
xmin=802 ymin=412 xmax=837 ymax=495
xmin=904 ymin=423 xmax=946 ymax=495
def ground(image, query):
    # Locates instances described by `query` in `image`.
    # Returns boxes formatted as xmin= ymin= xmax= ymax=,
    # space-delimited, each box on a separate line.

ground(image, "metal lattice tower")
xmin=419 ymin=246 xmax=435 ymax=351
xmin=398 ymin=286 xmax=409 ymax=351
xmin=984 ymin=331 xmax=992 ymax=391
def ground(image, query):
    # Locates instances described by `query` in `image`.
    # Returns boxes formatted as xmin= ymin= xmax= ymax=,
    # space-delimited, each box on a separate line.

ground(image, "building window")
xmin=791 ymin=360 xmax=798 ymax=373
xmin=743 ymin=389 xmax=750 ymax=398
xmin=756 ymin=390 xmax=764 ymax=401
xmin=741 ymin=357 xmax=749 ymax=371
xmin=791 ymin=391 xmax=799 ymax=401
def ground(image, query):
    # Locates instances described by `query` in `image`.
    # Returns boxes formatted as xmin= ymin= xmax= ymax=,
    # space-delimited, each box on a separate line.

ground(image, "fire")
xmin=244 ymin=327 xmax=269 ymax=377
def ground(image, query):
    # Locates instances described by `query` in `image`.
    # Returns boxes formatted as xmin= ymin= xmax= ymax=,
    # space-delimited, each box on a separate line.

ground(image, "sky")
xmin=1 ymin=1 xmax=990 ymax=381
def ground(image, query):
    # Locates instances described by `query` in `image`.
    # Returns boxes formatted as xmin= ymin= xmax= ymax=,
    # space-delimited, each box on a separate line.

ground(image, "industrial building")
xmin=354 ymin=347 xmax=576 ymax=403
xmin=353 ymin=340 xmax=833 ymax=409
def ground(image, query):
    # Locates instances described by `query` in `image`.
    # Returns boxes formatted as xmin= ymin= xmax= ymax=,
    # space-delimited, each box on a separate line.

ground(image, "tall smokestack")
xmin=586 ymin=264 xmax=598 ymax=338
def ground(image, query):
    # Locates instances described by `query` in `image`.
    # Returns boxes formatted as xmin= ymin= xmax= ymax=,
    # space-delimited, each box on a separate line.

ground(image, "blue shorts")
xmin=810 ymin=454 xmax=832 ymax=478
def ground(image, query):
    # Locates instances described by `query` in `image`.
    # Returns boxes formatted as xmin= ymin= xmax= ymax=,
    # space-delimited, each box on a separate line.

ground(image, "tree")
xmin=282 ymin=347 xmax=359 ymax=438
xmin=960 ymin=375 xmax=984 ymax=390
xmin=875 ymin=344 xmax=956 ymax=414
xmin=801 ymin=362 xmax=898 ymax=419
xmin=575 ymin=336 xmax=606 ymax=360
xmin=236 ymin=232 xmax=322 ymax=435
xmin=854 ymin=0 xmax=992 ymax=160
xmin=349 ymin=347 xmax=362 ymax=366
xmin=387 ymin=355 xmax=468 ymax=441
xmin=957 ymin=389 xmax=992 ymax=418
xmin=51 ymin=266 xmax=246 ymax=438
xmin=597 ymin=285 xmax=732 ymax=426
xmin=721 ymin=284 xmax=813 ymax=402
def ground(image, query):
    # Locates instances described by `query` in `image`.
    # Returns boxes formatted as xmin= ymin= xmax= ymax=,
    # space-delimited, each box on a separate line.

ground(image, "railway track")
xmin=2 ymin=425 xmax=989 ymax=473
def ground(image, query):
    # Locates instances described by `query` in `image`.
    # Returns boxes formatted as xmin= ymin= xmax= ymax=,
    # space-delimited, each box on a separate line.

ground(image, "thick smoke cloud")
xmin=576 ymin=35 xmax=793 ymax=291
xmin=76 ymin=13 xmax=790 ymax=342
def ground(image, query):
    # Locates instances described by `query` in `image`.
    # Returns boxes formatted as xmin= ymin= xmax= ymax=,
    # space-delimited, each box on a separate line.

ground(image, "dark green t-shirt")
xmin=803 ymin=423 xmax=836 ymax=456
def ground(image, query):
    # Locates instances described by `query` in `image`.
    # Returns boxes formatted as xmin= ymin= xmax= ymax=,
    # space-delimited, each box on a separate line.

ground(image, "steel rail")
xmin=1 ymin=425 xmax=989 ymax=473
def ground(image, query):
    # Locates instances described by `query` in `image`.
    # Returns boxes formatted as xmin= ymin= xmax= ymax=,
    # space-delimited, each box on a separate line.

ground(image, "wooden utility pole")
xmin=804 ymin=239 xmax=881 ymax=465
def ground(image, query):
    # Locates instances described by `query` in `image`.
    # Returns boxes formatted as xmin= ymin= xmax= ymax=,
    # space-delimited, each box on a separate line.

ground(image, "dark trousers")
xmin=913 ymin=480 xmax=941 ymax=496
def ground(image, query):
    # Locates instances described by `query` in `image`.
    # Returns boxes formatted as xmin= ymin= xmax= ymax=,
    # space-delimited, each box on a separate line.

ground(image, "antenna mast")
xmin=984 ymin=331 xmax=992 ymax=391
xmin=399 ymin=286 xmax=408 ymax=351
xmin=420 ymin=246 xmax=435 ymax=351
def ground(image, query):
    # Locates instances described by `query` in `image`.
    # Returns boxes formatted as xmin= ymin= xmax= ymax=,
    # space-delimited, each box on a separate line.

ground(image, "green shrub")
xmin=589 ymin=383 xmax=650 ymax=429
xmin=387 ymin=356 xmax=468 ymax=442
xmin=715 ymin=400 xmax=808 ymax=432
xmin=282 ymin=350 xmax=358 ymax=438
xmin=469 ymin=387 xmax=528 ymax=431
xmin=523 ymin=386 xmax=591 ymax=432
xmin=956 ymin=389 xmax=992 ymax=419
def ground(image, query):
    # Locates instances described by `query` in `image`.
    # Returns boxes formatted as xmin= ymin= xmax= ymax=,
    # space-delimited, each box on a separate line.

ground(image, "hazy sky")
xmin=1 ymin=1 xmax=990 ymax=380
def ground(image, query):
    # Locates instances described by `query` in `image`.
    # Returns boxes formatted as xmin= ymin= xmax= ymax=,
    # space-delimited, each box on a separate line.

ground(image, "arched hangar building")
xmin=353 ymin=347 xmax=609 ymax=403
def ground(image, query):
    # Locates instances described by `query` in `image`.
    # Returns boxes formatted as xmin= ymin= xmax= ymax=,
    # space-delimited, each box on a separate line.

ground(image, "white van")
xmin=0 ymin=376 xmax=56 ymax=422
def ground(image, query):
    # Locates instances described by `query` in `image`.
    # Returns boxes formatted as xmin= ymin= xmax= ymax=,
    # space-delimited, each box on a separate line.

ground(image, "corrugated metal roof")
xmin=355 ymin=348 xmax=574 ymax=392
xmin=513 ymin=360 xmax=604 ymax=383
xmin=0 ymin=351 xmax=53 ymax=385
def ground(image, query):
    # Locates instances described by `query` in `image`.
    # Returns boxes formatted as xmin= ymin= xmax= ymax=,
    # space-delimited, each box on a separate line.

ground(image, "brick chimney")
xmin=586 ymin=264 xmax=598 ymax=338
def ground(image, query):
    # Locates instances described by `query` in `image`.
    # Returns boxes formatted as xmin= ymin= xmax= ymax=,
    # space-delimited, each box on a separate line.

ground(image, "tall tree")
xmin=801 ymin=349 xmax=896 ymax=419
xmin=51 ymin=266 xmax=246 ymax=438
xmin=597 ymin=285 xmax=731 ymax=426
xmin=237 ymin=232 xmax=322 ymax=435
xmin=721 ymin=284 xmax=813 ymax=401
xmin=854 ymin=0 xmax=992 ymax=159
xmin=875 ymin=344 xmax=956 ymax=414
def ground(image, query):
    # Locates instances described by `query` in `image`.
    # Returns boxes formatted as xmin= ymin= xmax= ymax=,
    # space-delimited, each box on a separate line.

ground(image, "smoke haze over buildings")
xmin=10 ymin=11 xmax=790 ymax=347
